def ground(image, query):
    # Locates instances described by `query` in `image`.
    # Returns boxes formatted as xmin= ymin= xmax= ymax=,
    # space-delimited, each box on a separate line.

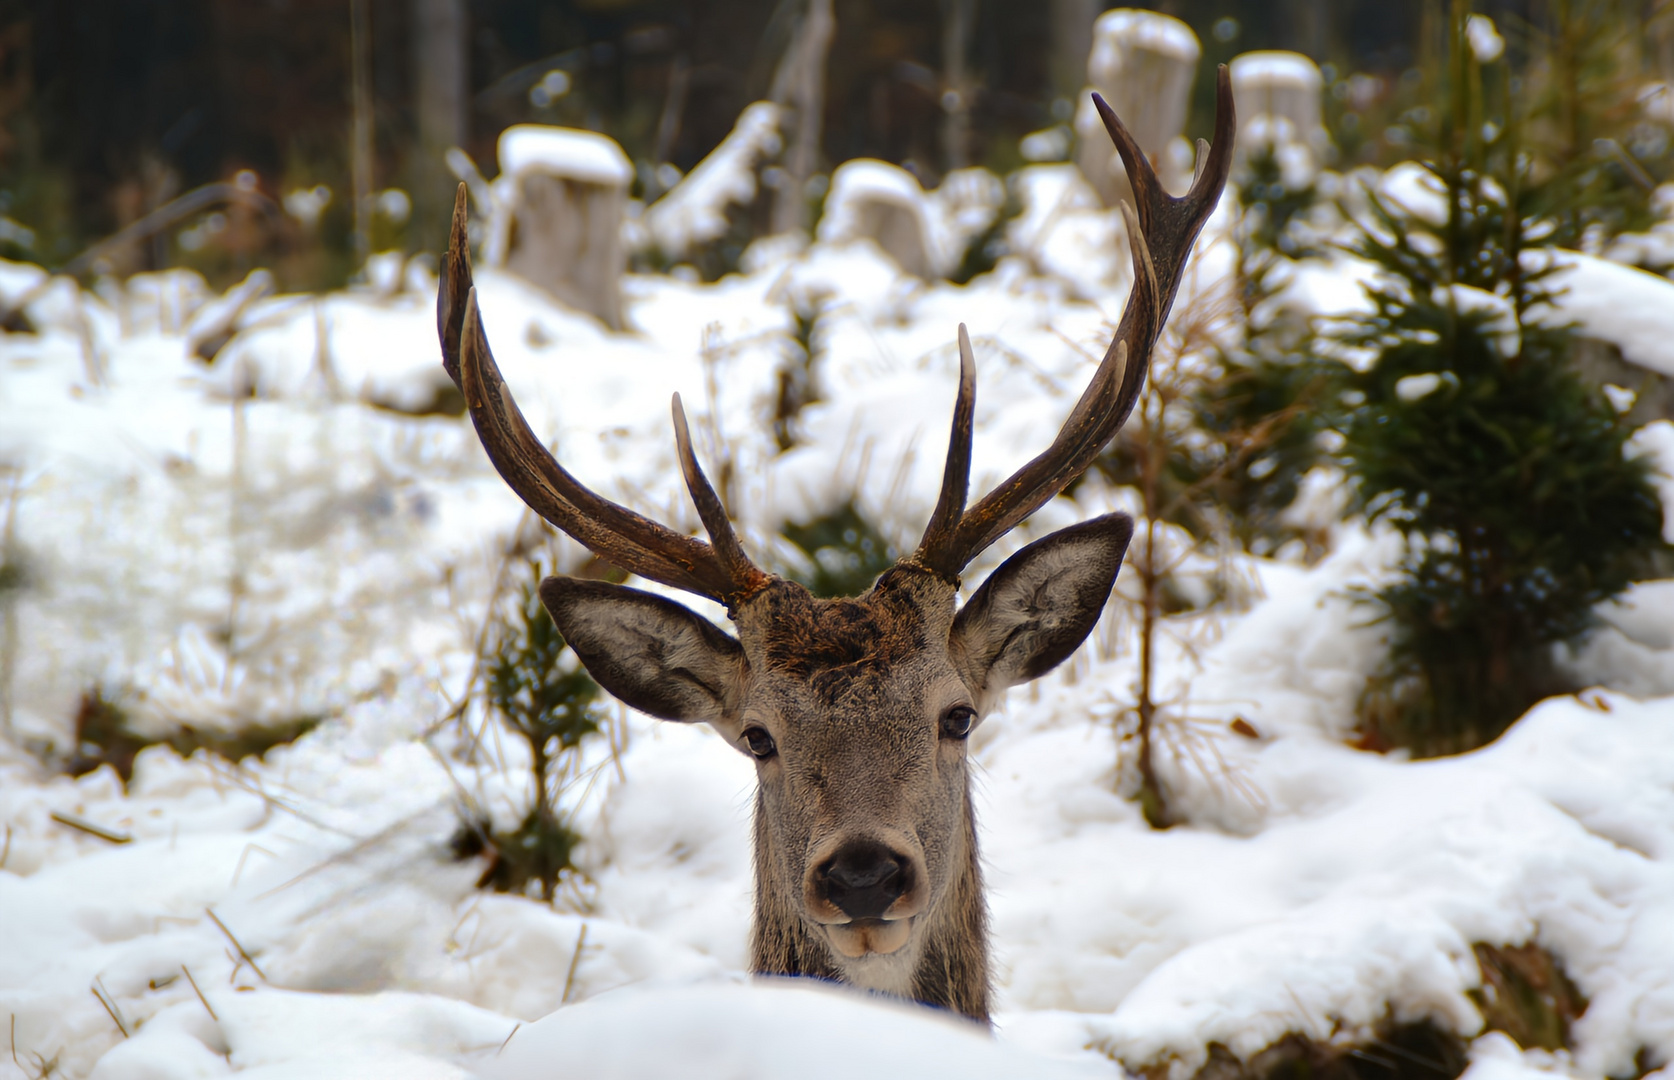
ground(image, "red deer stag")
xmin=436 ymin=72 xmax=1233 ymax=1023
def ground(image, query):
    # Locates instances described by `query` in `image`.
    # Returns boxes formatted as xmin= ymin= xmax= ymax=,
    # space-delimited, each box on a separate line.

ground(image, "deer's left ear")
xmin=950 ymin=513 xmax=1132 ymax=710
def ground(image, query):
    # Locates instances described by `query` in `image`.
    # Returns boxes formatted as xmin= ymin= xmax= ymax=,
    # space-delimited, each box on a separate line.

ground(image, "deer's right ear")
xmin=538 ymin=577 xmax=746 ymax=725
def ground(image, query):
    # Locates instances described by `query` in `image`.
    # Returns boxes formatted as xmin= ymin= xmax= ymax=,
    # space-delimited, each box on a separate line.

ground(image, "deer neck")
xmin=747 ymin=785 xmax=991 ymax=1024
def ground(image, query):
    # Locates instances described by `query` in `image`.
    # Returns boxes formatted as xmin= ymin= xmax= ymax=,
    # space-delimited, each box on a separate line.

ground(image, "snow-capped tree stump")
xmin=1230 ymin=51 xmax=1332 ymax=166
xmin=1073 ymin=9 xmax=1200 ymax=207
xmin=817 ymin=160 xmax=939 ymax=279
xmin=815 ymin=162 xmax=1003 ymax=280
xmin=484 ymin=126 xmax=632 ymax=329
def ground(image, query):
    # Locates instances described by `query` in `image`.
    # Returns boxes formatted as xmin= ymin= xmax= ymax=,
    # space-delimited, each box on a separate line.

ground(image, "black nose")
xmin=819 ymin=840 xmax=908 ymax=920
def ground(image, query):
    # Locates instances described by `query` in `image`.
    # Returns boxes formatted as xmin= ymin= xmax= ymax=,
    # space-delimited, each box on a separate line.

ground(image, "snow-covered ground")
xmin=2 ymin=170 xmax=1674 ymax=1079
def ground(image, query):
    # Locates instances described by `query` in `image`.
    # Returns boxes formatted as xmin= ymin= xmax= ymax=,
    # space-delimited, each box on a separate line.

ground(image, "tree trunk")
xmin=1050 ymin=0 xmax=1099 ymax=99
xmin=941 ymin=0 xmax=973 ymax=172
xmin=770 ymin=0 xmax=835 ymax=236
xmin=412 ymin=0 xmax=468 ymax=253
xmin=349 ymin=0 xmax=375 ymax=267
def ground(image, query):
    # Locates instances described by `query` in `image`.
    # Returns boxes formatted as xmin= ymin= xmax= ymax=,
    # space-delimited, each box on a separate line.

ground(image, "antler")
xmin=440 ymin=68 xmax=1230 ymax=604
xmin=437 ymin=184 xmax=770 ymax=607
xmin=912 ymin=65 xmax=1235 ymax=582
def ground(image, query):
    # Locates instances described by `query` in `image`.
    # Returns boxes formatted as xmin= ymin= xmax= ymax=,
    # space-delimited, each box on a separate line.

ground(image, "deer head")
xmin=437 ymin=73 xmax=1233 ymax=1023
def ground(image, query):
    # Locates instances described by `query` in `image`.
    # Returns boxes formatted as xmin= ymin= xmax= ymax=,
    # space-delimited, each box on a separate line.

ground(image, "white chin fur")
xmin=825 ymin=920 xmax=918 ymax=998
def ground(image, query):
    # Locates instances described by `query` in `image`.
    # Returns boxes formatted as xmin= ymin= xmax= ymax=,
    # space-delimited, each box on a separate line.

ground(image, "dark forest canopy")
xmin=0 ymin=0 xmax=1661 ymax=282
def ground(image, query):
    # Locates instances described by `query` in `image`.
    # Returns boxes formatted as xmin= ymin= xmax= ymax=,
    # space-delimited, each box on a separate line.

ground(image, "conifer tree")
xmin=1335 ymin=2 xmax=1669 ymax=754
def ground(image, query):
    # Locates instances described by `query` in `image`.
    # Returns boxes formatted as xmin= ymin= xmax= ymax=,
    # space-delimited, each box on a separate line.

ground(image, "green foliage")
xmin=1237 ymin=144 xmax=1325 ymax=262
xmin=1188 ymin=352 xmax=1343 ymax=555
xmin=486 ymin=567 xmax=603 ymax=759
xmin=1332 ymin=7 xmax=1668 ymax=756
xmin=946 ymin=181 xmax=1023 ymax=286
xmin=61 ymin=685 xmax=322 ymax=783
xmin=772 ymin=297 xmax=824 ymax=452
xmin=452 ymin=806 xmax=584 ymax=900
xmin=455 ymin=559 xmax=605 ymax=902
xmin=782 ymin=502 xmax=896 ymax=598
xmin=1520 ymin=0 xmax=1671 ymax=249
xmin=1170 ymin=142 xmax=1343 ymax=557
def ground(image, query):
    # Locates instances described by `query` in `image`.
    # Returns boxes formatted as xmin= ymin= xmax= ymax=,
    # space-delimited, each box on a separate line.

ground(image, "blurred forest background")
xmin=2 ymin=0 xmax=1669 ymax=292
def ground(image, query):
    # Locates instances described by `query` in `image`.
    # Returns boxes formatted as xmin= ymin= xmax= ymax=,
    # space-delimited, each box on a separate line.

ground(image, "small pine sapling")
xmin=1333 ymin=3 xmax=1669 ymax=755
xmin=453 ymin=558 xmax=606 ymax=902
xmin=1087 ymin=294 xmax=1265 ymax=827
xmin=781 ymin=502 xmax=897 ymax=599
xmin=1191 ymin=141 xmax=1348 ymax=559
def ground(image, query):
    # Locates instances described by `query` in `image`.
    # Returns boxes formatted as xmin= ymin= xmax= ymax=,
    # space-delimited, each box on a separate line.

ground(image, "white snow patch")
xmin=496 ymin=125 xmax=633 ymax=188
xmin=1524 ymin=249 xmax=1674 ymax=378
xmin=2 ymin=149 xmax=1674 ymax=1080
xmin=1378 ymin=162 xmax=1449 ymax=227
xmin=1628 ymin=420 xmax=1674 ymax=542
xmin=642 ymin=102 xmax=782 ymax=260
xmin=478 ymin=981 xmax=1112 ymax=1079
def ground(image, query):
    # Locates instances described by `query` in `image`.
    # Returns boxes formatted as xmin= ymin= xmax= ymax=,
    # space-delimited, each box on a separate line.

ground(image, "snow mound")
xmin=478 ymin=981 xmax=1112 ymax=1079
xmin=1090 ymin=9 xmax=1200 ymax=69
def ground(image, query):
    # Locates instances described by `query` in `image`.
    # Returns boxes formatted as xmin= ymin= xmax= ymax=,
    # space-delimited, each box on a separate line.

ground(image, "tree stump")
xmin=816 ymin=162 xmax=1004 ymax=280
xmin=1230 ymin=51 xmax=1332 ymax=170
xmin=817 ymin=160 xmax=940 ymax=279
xmin=484 ymin=125 xmax=632 ymax=329
xmin=1073 ymin=9 xmax=1200 ymax=207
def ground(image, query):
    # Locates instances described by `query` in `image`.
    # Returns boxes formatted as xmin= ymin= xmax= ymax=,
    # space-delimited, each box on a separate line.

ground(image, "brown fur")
xmin=543 ymin=524 xmax=1135 ymax=1026
xmin=739 ymin=572 xmax=990 ymax=1018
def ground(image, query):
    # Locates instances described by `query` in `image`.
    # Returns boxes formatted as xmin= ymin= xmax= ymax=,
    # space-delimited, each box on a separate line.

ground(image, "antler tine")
xmin=445 ymin=233 xmax=749 ymax=601
xmin=936 ymin=218 xmax=1151 ymax=567
xmin=1095 ymin=63 xmax=1235 ymax=327
xmin=438 ymin=183 xmax=472 ymax=391
xmin=671 ymin=393 xmax=772 ymax=602
xmin=912 ymin=324 xmax=978 ymax=579
xmin=913 ymin=67 xmax=1234 ymax=582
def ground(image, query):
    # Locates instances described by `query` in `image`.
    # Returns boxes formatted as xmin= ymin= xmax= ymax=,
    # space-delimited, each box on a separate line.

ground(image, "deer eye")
xmin=742 ymin=727 xmax=778 ymax=760
xmin=940 ymin=705 xmax=977 ymax=740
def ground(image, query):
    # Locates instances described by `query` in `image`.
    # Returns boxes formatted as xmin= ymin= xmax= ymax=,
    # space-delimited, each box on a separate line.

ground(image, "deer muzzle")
xmin=804 ymin=836 xmax=927 ymax=956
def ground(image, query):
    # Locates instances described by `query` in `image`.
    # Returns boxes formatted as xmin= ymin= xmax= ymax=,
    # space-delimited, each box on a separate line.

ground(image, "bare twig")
xmin=423 ymin=507 xmax=538 ymax=749
xmin=609 ymin=701 xmax=628 ymax=784
xmin=201 ymin=757 xmax=354 ymax=838
xmin=561 ymin=923 xmax=589 ymax=1004
xmin=205 ymin=908 xmax=266 ymax=983
xmin=229 ymin=843 xmax=276 ymax=888
xmin=49 ymin=812 xmax=131 ymax=845
xmin=253 ymin=810 xmax=425 ymax=899
xmin=181 ymin=965 xmax=218 ymax=1022
xmin=90 ymin=981 xmax=128 ymax=1038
